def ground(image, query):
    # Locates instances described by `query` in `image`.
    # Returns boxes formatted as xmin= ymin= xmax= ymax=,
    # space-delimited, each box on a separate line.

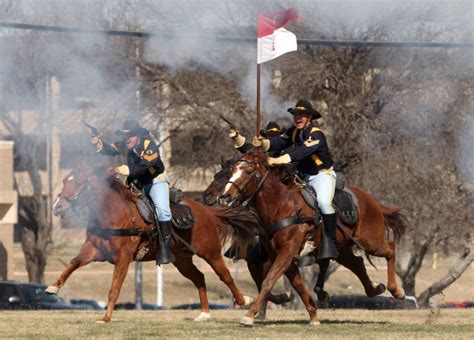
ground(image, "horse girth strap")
xmin=87 ymin=227 xmax=153 ymax=239
xmin=266 ymin=215 xmax=314 ymax=238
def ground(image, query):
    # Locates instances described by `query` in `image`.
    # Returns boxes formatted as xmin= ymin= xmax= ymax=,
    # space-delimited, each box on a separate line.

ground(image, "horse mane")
xmin=108 ymin=177 xmax=136 ymax=202
xmin=211 ymin=205 xmax=262 ymax=258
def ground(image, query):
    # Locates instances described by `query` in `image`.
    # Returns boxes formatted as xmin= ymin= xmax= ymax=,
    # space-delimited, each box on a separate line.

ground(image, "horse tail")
xmin=212 ymin=206 xmax=262 ymax=258
xmin=381 ymin=205 xmax=408 ymax=243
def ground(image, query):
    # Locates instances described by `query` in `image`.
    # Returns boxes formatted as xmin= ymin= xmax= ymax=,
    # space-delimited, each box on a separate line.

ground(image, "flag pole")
xmin=256 ymin=63 xmax=261 ymax=137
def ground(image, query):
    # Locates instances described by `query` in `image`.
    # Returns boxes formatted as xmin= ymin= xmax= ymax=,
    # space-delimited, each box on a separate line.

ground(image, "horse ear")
xmin=221 ymin=156 xmax=225 ymax=169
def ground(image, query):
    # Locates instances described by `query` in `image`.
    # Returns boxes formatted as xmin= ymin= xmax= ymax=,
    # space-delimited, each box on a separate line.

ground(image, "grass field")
xmin=10 ymin=240 xmax=474 ymax=307
xmin=1 ymin=309 xmax=473 ymax=339
xmin=7 ymin=237 xmax=474 ymax=339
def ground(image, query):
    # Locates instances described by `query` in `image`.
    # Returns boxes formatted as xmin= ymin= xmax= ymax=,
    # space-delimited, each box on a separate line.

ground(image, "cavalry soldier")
xmin=91 ymin=119 xmax=175 ymax=265
xmin=253 ymin=100 xmax=339 ymax=261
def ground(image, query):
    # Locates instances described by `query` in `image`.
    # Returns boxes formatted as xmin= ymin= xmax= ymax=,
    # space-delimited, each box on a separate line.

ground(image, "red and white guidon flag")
xmin=257 ymin=8 xmax=300 ymax=64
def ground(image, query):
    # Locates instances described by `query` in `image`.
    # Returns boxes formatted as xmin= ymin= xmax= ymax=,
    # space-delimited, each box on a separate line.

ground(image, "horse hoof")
xmin=270 ymin=291 xmax=292 ymax=304
xmin=309 ymin=320 xmax=321 ymax=326
xmin=193 ymin=312 xmax=211 ymax=322
xmin=243 ymin=295 xmax=254 ymax=306
xmin=95 ymin=318 xmax=110 ymax=324
xmin=240 ymin=316 xmax=254 ymax=327
xmin=375 ymin=283 xmax=387 ymax=295
xmin=45 ymin=286 xmax=59 ymax=295
xmin=315 ymin=288 xmax=330 ymax=304
xmin=367 ymin=282 xmax=386 ymax=297
xmin=394 ymin=287 xmax=405 ymax=300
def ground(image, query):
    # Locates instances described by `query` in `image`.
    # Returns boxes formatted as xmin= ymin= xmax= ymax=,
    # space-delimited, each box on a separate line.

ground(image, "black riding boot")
xmin=156 ymin=221 xmax=176 ymax=265
xmin=318 ymin=213 xmax=339 ymax=260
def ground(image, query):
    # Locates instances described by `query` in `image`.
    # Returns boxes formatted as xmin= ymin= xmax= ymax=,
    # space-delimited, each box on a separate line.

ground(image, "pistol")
xmin=219 ymin=114 xmax=237 ymax=130
xmin=82 ymin=120 xmax=100 ymax=136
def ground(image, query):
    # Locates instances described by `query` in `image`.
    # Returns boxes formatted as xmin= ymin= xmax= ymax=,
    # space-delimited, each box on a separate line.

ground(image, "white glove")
xmin=268 ymin=154 xmax=291 ymax=166
xmin=252 ymin=136 xmax=270 ymax=151
xmin=229 ymin=128 xmax=246 ymax=148
xmin=229 ymin=128 xmax=239 ymax=139
xmin=90 ymin=136 xmax=103 ymax=152
xmin=114 ymin=165 xmax=130 ymax=176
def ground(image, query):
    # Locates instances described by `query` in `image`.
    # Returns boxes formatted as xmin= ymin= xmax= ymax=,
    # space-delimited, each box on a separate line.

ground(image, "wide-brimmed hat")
xmin=287 ymin=100 xmax=321 ymax=119
xmin=260 ymin=121 xmax=286 ymax=137
xmin=115 ymin=119 xmax=148 ymax=138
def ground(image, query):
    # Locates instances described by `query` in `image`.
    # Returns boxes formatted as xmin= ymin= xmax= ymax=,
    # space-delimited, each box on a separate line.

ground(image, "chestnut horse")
xmin=203 ymin=158 xmax=292 ymax=321
xmin=203 ymin=157 xmax=388 ymax=304
xmin=219 ymin=149 xmax=407 ymax=326
xmin=47 ymin=163 xmax=258 ymax=323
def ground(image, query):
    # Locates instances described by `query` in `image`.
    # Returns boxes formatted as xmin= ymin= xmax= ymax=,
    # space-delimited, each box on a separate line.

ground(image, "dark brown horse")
xmin=47 ymin=163 xmax=258 ymax=323
xmin=219 ymin=149 xmax=407 ymax=326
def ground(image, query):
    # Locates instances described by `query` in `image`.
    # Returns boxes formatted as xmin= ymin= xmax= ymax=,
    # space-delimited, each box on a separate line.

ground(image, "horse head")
xmin=53 ymin=162 xmax=114 ymax=216
xmin=202 ymin=158 xmax=236 ymax=205
xmin=218 ymin=149 xmax=268 ymax=207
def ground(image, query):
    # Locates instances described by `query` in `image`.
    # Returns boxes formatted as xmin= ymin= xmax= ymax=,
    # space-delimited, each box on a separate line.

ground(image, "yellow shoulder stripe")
xmin=311 ymin=154 xmax=323 ymax=165
xmin=311 ymin=127 xmax=321 ymax=133
xmin=144 ymin=139 xmax=151 ymax=150
xmin=143 ymin=153 xmax=158 ymax=161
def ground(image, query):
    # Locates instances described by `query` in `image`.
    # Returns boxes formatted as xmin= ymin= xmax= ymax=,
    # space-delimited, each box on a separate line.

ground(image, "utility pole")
xmin=45 ymin=75 xmax=53 ymax=239
xmin=134 ymin=36 xmax=144 ymax=310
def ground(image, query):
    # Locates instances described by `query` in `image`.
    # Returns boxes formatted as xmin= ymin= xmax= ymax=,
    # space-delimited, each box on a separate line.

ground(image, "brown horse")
xmin=219 ymin=149 xmax=407 ymax=326
xmin=203 ymin=157 xmax=386 ymax=303
xmin=47 ymin=162 xmax=258 ymax=323
xmin=203 ymin=158 xmax=293 ymax=320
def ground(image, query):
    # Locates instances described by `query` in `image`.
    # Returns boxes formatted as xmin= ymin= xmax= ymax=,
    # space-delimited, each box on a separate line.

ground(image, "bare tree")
xmin=0 ymin=112 xmax=51 ymax=283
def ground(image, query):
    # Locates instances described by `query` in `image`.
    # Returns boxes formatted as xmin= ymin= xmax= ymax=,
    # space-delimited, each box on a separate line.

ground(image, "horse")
xmin=46 ymin=162 xmax=258 ymax=323
xmin=202 ymin=157 xmax=385 ymax=305
xmin=202 ymin=157 xmax=294 ymax=320
xmin=218 ymin=148 xmax=407 ymax=326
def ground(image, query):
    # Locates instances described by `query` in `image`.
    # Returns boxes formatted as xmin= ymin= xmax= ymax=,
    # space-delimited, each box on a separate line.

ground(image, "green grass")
xmin=0 ymin=309 xmax=473 ymax=339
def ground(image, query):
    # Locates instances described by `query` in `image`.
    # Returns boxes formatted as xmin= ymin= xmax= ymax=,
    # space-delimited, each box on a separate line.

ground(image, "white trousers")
xmin=305 ymin=169 xmax=336 ymax=215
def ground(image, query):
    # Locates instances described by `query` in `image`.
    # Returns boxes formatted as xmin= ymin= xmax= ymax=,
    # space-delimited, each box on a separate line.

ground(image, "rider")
xmin=252 ymin=100 xmax=339 ymax=261
xmin=91 ymin=119 xmax=176 ymax=265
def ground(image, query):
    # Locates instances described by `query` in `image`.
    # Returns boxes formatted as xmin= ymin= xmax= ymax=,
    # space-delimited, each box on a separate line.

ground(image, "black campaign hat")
xmin=287 ymin=100 xmax=321 ymax=119
xmin=260 ymin=121 xmax=286 ymax=137
xmin=115 ymin=119 xmax=147 ymax=138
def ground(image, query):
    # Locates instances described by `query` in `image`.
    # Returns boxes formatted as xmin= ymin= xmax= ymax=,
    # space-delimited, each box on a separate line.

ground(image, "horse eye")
xmin=244 ymin=168 xmax=253 ymax=174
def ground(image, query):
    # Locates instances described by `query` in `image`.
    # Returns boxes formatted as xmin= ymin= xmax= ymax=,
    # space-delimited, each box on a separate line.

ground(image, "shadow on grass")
xmin=255 ymin=319 xmax=389 ymax=326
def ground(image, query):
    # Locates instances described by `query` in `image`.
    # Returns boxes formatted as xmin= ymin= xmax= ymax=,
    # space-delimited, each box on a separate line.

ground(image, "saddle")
xmin=297 ymin=172 xmax=358 ymax=226
xmin=132 ymin=186 xmax=195 ymax=230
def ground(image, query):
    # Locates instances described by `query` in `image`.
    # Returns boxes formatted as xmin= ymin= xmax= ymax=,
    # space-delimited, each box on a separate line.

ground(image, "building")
xmin=0 ymin=141 xmax=17 ymax=279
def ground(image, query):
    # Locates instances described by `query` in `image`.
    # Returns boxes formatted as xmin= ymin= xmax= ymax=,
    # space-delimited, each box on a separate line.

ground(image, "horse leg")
xmin=45 ymin=241 xmax=103 ymax=295
xmin=313 ymin=258 xmax=331 ymax=303
xmin=241 ymin=249 xmax=318 ymax=327
xmin=284 ymin=262 xmax=319 ymax=325
xmin=98 ymin=253 xmax=132 ymax=323
xmin=247 ymin=252 xmax=267 ymax=320
xmin=248 ymin=250 xmax=291 ymax=320
xmin=172 ymin=255 xmax=210 ymax=322
xmin=205 ymin=254 xmax=253 ymax=307
xmin=336 ymin=246 xmax=386 ymax=297
xmin=382 ymin=240 xmax=405 ymax=299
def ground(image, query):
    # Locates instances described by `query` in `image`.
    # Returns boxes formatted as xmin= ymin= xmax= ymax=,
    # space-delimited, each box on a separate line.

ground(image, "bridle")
xmin=221 ymin=158 xmax=270 ymax=207
xmin=57 ymin=170 xmax=105 ymax=210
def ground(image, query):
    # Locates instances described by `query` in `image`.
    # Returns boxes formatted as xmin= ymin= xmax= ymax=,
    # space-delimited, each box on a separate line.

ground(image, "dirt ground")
xmin=10 ymin=237 xmax=473 ymax=308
